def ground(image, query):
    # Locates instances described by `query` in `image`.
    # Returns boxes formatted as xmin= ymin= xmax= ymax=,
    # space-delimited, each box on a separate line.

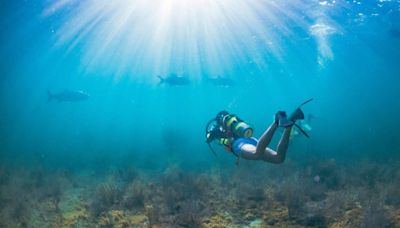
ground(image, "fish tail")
xmin=47 ymin=90 xmax=53 ymax=102
xmin=157 ymin=75 xmax=164 ymax=84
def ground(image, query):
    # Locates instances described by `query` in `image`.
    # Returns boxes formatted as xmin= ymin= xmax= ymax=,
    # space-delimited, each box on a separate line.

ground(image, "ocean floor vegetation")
xmin=1 ymin=159 xmax=399 ymax=227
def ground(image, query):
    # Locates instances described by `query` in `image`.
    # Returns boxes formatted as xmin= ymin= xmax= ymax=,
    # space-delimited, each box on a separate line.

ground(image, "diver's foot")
xmin=275 ymin=111 xmax=293 ymax=127
xmin=274 ymin=111 xmax=285 ymax=124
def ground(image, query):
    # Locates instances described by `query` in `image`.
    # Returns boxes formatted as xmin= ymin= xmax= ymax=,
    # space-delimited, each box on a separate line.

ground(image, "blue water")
xmin=0 ymin=0 xmax=399 ymax=171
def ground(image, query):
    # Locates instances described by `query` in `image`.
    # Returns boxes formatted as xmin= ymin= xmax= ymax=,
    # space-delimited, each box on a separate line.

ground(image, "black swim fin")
xmin=279 ymin=98 xmax=312 ymax=128
xmin=299 ymin=98 xmax=313 ymax=107
xmin=294 ymin=123 xmax=310 ymax=138
xmin=276 ymin=109 xmax=304 ymax=127
xmin=289 ymin=108 xmax=305 ymax=122
xmin=291 ymin=98 xmax=313 ymax=138
xmin=289 ymin=98 xmax=313 ymax=123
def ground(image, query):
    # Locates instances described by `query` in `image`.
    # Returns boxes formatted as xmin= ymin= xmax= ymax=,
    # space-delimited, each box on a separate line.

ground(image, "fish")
xmin=157 ymin=74 xmax=191 ymax=86
xmin=206 ymin=76 xmax=235 ymax=87
xmin=47 ymin=89 xmax=89 ymax=102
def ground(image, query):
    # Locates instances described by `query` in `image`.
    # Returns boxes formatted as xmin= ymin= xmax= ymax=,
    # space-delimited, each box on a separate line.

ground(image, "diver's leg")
xmin=262 ymin=126 xmax=293 ymax=164
xmin=255 ymin=122 xmax=278 ymax=158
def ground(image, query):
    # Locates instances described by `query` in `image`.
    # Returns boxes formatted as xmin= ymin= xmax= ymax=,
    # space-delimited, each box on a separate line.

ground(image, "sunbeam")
xmin=43 ymin=0 xmax=339 ymax=81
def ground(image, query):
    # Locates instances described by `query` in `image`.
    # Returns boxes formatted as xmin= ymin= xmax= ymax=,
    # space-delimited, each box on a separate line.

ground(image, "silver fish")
xmin=47 ymin=89 xmax=89 ymax=102
xmin=206 ymin=76 xmax=235 ymax=87
xmin=157 ymin=74 xmax=191 ymax=86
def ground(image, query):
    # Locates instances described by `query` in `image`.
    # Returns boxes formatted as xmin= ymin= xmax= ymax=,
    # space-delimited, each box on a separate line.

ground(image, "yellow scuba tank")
xmin=223 ymin=114 xmax=253 ymax=138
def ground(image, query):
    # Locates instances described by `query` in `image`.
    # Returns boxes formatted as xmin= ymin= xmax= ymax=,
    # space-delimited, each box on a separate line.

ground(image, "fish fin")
xmin=157 ymin=75 xmax=164 ymax=84
xmin=47 ymin=90 xmax=53 ymax=102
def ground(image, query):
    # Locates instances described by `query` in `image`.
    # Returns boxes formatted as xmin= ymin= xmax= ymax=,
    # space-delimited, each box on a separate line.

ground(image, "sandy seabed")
xmin=1 ymin=159 xmax=399 ymax=228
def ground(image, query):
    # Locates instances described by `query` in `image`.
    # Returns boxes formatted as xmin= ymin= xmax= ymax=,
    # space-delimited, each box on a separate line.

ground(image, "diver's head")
xmin=216 ymin=110 xmax=229 ymax=125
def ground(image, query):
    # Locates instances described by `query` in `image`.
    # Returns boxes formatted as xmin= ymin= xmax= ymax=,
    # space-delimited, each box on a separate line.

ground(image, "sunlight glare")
xmin=43 ymin=0 xmax=334 ymax=81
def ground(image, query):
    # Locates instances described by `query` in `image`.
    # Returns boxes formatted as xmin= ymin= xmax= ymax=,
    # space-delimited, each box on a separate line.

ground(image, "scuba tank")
xmin=222 ymin=114 xmax=253 ymax=138
xmin=216 ymin=111 xmax=253 ymax=138
xmin=205 ymin=111 xmax=253 ymax=156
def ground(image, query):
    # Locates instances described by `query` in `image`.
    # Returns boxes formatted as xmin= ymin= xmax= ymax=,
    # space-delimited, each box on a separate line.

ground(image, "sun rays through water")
xmin=43 ymin=0 xmax=339 ymax=82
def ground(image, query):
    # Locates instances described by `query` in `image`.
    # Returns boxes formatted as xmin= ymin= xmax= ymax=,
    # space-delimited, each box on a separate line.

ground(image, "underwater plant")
xmin=163 ymin=184 xmax=185 ymax=212
xmin=0 ymin=166 xmax=9 ymax=186
xmin=11 ymin=197 xmax=29 ymax=219
xmin=90 ymin=182 xmax=123 ymax=217
xmin=384 ymin=180 xmax=400 ymax=206
xmin=30 ymin=168 xmax=45 ymax=188
xmin=288 ymin=195 xmax=328 ymax=227
xmin=306 ymin=182 xmax=327 ymax=202
xmin=0 ymin=197 xmax=28 ymax=226
xmin=231 ymin=180 xmax=269 ymax=220
xmin=145 ymin=204 xmax=161 ymax=228
xmin=172 ymin=200 xmax=204 ymax=228
xmin=358 ymin=163 xmax=381 ymax=188
xmin=43 ymin=179 xmax=63 ymax=211
xmin=122 ymin=181 xmax=146 ymax=210
xmin=161 ymin=165 xmax=184 ymax=184
xmin=286 ymin=193 xmax=305 ymax=220
xmin=360 ymin=201 xmax=392 ymax=228
xmin=298 ymin=213 xmax=327 ymax=227
xmin=30 ymin=171 xmax=65 ymax=214
xmin=116 ymin=166 xmax=139 ymax=183
xmin=245 ymin=188 xmax=266 ymax=202
xmin=173 ymin=213 xmax=202 ymax=228
xmin=325 ymin=190 xmax=348 ymax=219
xmin=161 ymin=170 xmax=208 ymax=214
xmin=313 ymin=159 xmax=342 ymax=190
xmin=273 ymin=175 xmax=326 ymax=223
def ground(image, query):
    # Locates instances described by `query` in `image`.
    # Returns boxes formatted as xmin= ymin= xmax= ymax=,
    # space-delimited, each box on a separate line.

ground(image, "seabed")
xmin=1 ymin=159 xmax=399 ymax=227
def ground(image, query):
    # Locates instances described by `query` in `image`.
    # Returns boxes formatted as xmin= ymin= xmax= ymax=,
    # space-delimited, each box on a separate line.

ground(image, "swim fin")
xmin=289 ymin=108 xmax=305 ymax=122
xmin=279 ymin=108 xmax=305 ymax=128
xmin=290 ymin=98 xmax=314 ymax=138
xmin=289 ymin=98 xmax=313 ymax=122
xmin=279 ymin=98 xmax=312 ymax=128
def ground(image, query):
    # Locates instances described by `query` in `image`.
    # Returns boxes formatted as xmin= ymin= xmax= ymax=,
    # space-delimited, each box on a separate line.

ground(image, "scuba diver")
xmin=205 ymin=99 xmax=312 ymax=165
